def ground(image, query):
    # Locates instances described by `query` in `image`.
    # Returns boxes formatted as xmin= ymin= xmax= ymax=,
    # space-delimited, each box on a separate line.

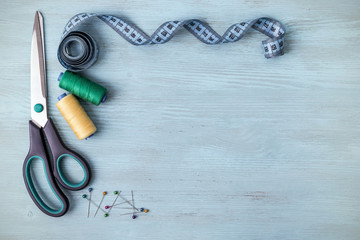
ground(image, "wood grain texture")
xmin=0 ymin=0 xmax=360 ymax=239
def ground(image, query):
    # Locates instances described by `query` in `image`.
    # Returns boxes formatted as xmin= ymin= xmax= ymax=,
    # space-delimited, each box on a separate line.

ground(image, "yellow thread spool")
xmin=56 ymin=93 xmax=96 ymax=140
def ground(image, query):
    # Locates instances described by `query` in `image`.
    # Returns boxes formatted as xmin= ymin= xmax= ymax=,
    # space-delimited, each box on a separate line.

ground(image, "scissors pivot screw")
xmin=34 ymin=103 xmax=43 ymax=113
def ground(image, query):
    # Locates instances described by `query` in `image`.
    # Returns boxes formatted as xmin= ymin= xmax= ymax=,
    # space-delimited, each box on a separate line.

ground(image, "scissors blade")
xmin=31 ymin=11 xmax=48 ymax=128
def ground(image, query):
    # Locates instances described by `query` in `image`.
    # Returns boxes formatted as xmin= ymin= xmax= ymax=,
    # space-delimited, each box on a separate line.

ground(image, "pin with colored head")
xmin=104 ymin=191 xmax=121 ymax=215
xmin=94 ymin=191 xmax=107 ymax=218
xmin=87 ymin=188 xmax=93 ymax=218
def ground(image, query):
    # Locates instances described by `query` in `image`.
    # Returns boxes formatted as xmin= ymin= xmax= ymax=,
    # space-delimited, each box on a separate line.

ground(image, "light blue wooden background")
xmin=1 ymin=0 xmax=360 ymax=239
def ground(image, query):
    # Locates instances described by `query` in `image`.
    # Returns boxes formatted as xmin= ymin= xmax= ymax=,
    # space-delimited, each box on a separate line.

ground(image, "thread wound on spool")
xmin=56 ymin=93 xmax=97 ymax=140
xmin=58 ymin=70 xmax=107 ymax=106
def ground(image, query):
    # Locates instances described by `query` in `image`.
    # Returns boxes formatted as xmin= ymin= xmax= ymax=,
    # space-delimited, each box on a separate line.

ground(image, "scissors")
xmin=23 ymin=11 xmax=91 ymax=217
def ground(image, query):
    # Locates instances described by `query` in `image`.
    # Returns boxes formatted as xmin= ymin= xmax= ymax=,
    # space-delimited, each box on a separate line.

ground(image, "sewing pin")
xmin=82 ymin=193 xmax=88 ymax=215
xmin=131 ymin=190 xmax=136 ymax=219
xmin=117 ymin=193 xmax=139 ymax=211
xmin=104 ymin=191 xmax=121 ymax=217
xmin=94 ymin=191 xmax=107 ymax=218
xmin=118 ymin=212 xmax=146 ymax=217
xmin=105 ymin=191 xmax=122 ymax=209
xmin=87 ymin=188 xmax=93 ymax=218
xmin=111 ymin=200 xmax=133 ymax=207
xmin=82 ymin=194 xmax=106 ymax=214
xmin=111 ymin=207 xmax=137 ymax=210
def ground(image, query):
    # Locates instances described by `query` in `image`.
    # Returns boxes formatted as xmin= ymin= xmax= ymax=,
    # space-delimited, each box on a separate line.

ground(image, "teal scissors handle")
xmin=23 ymin=119 xmax=91 ymax=217
xmin=23 ymin=120 xmax=68 ymax=217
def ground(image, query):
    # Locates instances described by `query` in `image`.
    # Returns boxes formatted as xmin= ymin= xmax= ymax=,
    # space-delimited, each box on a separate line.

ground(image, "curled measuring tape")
xmin=58 ymin=31 xmax=98 ymax=72
xmin=58 ymin=13 xmax=286 ymax=71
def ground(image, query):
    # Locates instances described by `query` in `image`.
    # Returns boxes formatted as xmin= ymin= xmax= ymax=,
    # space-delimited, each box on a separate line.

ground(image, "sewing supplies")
xmin=55 ymin=14 xmax=286 ymax=140
xmin=56 ymin=93 xmax=97 ymax=140
xmin=58 ymin=70 xmax=107 ymax=105
xmin=23 ymin=11 xmax=91 ymax=217
xmin=109 ymin=207 xmax=135 ymax=210
xmin=118 ymin=212 xmax=147 ymax=217
xmin=104 ymin=191 xmax=121 ymax=217
xmin=105 ymin=191 xmax=133 ymax=209
xmin=111 ymin=200 xmax=133 ymax=207
xmin=58 ymin=14 xmax=285 ymax=72
xmin=117 ymin=192 xmax=139 ymax=211
xmin=87 ymin=188 xmax=93 ymax=218
xmin=94 ymin=191 xmax=107 ymax=217
xmin=82 ymin=194 xmax=106 ymax=214
xmin=105 ymin=200 xmax=134 ymax=209
xmin=48 ymin=12 xmax=285 ymax=217
xmin=83 ymin=190 xmax=148 ymax=218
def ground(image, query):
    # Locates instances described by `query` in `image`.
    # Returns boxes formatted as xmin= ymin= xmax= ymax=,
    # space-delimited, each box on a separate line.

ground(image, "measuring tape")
xmin=58 ymin=13 xmax=286 ymax=71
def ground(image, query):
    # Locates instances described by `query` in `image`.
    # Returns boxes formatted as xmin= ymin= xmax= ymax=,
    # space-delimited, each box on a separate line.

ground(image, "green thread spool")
xmin=58 ymin=70 xmax=107 ymax=106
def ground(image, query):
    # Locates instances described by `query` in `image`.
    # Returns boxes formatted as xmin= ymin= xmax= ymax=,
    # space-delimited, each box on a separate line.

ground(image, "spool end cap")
xmin=101 ymin=93 xmax=107 ymax=103
xmin=57 ymin=93 xmax=67 ymax=101
xmin=85 ymin=134 xmax=94 ymax=140
xmin=58 ymin=72 xmax=64 ymax=82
